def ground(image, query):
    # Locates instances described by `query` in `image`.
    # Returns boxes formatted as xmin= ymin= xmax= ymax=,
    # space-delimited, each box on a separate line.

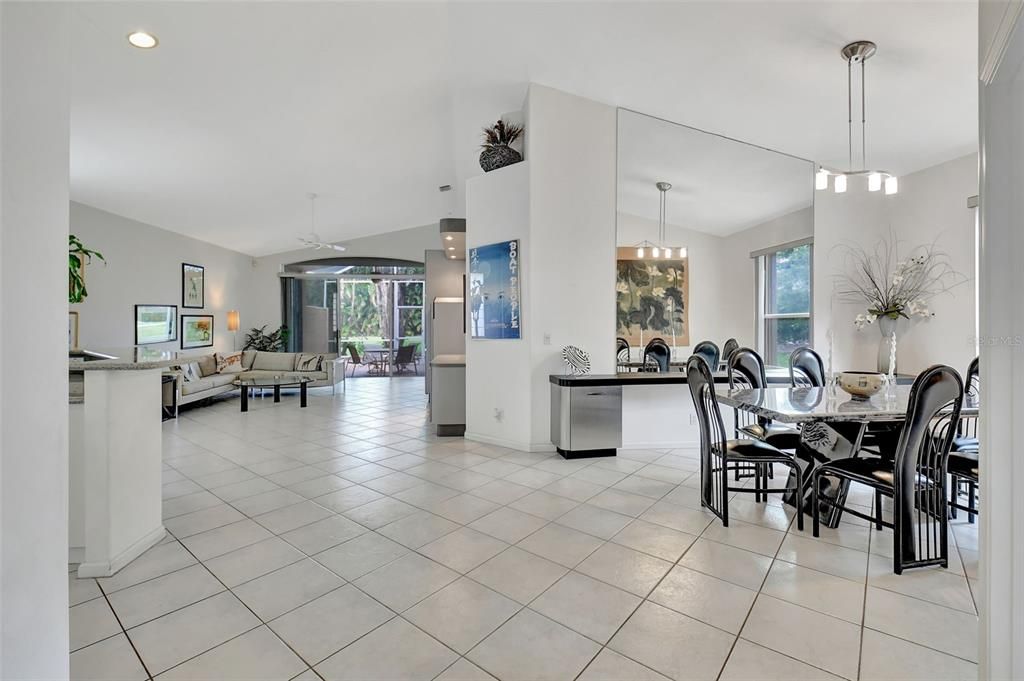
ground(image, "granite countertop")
xmin=69 ymin=348 xmax=180 ymax=371
xmin=431 ymin=354 xmax=466 ymax=367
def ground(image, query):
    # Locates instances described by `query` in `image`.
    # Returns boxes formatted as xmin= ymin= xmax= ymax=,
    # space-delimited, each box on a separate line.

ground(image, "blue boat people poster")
xmin=469 ymin=240 xmax=521 ymax=339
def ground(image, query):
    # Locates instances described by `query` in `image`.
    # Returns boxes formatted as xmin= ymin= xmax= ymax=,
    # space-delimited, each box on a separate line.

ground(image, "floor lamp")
xmin=227 ymin=310 xmax=240 ymax=350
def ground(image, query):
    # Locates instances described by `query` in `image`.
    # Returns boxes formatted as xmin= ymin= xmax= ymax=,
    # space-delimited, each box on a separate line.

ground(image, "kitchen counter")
xmin=431 ymin=353 xmax=466 ymax=367
xmin=69 ymin=348 xmax=179 ymax=371
xmin=69 ymin=348 xmax=168 ymax=577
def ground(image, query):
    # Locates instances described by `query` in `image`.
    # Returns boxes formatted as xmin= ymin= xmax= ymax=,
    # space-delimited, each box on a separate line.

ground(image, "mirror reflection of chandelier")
xmin=815 ymin=40 xmax=898 ymax=195
xmin=636 ymin=181 xmax=688 ymax=259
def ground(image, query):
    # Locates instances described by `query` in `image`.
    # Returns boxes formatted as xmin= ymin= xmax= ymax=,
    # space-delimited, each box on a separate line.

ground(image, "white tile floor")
xmin=70 ymin=377 xmax=980 ymax=681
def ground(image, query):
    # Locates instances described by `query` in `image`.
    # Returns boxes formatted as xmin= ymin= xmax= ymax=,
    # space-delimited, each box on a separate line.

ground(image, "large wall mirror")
xmin=616 ymin=110 xmax=815 ymax=370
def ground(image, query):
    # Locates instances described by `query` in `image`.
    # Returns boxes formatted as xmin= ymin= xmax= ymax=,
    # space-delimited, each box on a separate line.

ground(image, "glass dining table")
xmin=715 ymin=384 xmax=979 ymax=527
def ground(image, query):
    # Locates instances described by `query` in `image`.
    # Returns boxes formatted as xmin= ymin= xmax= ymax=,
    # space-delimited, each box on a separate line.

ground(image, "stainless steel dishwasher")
xmin=549 ymin=382 xmax=622 ymax=459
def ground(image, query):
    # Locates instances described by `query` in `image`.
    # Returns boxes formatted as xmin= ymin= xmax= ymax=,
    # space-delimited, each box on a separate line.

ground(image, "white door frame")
xmin=979 ymin=6 xmax=1024 ymax=678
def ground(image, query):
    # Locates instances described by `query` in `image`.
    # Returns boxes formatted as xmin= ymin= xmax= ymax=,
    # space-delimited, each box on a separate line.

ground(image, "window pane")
xmin=398 ymin=308 xmax=423 ymax=338
xmin=766 ymin=317 xmax=810 ymax=367
xmin=767 ymin=244 xmax=811 ymax=314
xmin=397 ymin=281 xmax=423 ymax=307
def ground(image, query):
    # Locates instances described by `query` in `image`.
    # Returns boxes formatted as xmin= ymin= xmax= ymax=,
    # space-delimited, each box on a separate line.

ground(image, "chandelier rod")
xmin=861 ymin=57 xmax=867 ymax=168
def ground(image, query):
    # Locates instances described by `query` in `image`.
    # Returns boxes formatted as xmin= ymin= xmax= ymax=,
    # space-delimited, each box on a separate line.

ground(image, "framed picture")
xmin=135 ymin=304 xmax=178 ymax=345
xmin=182 ymin=263 xmax=205 ymax=308
xmin=181 ymin=314 xmax=214 ymax=349
xmin=615 ymin=247 xmax=689 ymax=348
xmin=469 ymin=239 xmax=521 ymax=339
xmin=69 ymin=311 xmax=80 ymax=351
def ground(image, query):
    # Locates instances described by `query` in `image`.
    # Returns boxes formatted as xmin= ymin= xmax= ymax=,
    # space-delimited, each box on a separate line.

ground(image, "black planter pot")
xmin=479 ymin=145 xmax=522 ymax=172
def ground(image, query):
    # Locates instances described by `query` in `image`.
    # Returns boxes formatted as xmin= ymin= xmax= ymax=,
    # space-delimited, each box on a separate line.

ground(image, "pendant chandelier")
xmin=815 ymin=41 xmax=897 ymax=196
xmin=636 ymin=181 xmax=687 ymax=259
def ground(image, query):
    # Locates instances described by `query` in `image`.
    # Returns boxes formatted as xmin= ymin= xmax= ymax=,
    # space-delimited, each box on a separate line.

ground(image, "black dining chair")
xmin=722 ymin=338 xmax=740 ymax=365
xmin=789 ymin=346 xmax=826 ymax=387
xmin=813 ymin=365 xmax=964 ymax=574
xmin=950 ymin=356 xmax=980 ymax=523
xmin=686 ymin=355 xmax=803 ymax=530
xmin=728 ymin=348 xmax=801 ymax=451
xmin=693 ymin=340 xmax=720 ymax=372
xmin=616 ymin=337 xmax=630 ymax=370
xmin=643 ymin=338 xmax=671 ymax=372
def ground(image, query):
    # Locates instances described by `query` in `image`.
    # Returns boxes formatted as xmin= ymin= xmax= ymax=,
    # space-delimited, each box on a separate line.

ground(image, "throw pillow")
xmin=215 ymin=351 xmax=245 ymax=374
xmin=196 ymin=354 xmax=218 ymax=377
xmin=180 ymin=362 xmax=202 ymax=383
xmin=295 ymin=353 xmax=324 ymax=372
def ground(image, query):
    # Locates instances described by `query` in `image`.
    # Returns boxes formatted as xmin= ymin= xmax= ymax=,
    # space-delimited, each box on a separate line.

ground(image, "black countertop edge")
xmin=549 ymin=373 xmax=916 ymax=387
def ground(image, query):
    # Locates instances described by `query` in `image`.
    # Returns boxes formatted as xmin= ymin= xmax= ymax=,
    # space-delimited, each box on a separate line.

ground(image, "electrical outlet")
xmin=543 ymin=333 xmax=551 ymax=345
xmin=493 ymin=408 xmax=504 ymax=422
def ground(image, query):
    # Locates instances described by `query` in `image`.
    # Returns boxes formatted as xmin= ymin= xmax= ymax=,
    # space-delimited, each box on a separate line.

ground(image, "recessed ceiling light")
xmin=445 ymin=235 xmax=454 ymax=241
xmin=450 ymin=255 xmax=456 ymax=259
xmin=127 ymin=31 xmax=158 ymax=49
xmin=447 ymin=246 xmax=455 ymax=251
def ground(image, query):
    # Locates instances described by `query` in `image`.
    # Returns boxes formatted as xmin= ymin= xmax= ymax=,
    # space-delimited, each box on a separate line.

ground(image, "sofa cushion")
xmin=215 ymin=351 xmax=245 ymax=374
xmin=180 ymin=362 xmax=202 ymax=383
xmin=180 ymin=373 xmax=236 ymax=396
xmin=242 ymin=350 xmax=257 ymax=369
xmin=296 ymin=353 xmax=324 ymax=372
xmin=252 ymin=352 xmax=296 ymax=371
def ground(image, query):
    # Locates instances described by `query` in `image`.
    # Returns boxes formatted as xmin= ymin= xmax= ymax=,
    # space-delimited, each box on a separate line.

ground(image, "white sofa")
xmin=164 ymin=350 xmax=341 ymax=413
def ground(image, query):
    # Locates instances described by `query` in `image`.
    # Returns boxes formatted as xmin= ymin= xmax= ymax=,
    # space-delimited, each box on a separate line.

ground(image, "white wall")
xmin=249 ymin=223 xmax=439 ymax=330
xmin=70 ymin=202 xmax=256 ymax=355
xmin=813 ymin=154 xmax=977 ymax=376
xmin=464 ymin=85 xmax=617 ymax=451
xmin=464 ymin=162 xmax=533 ymax=448
xmin=1 ymin=3 xmax=71 ymax=678
xmin=526 ymin=85 xmax=618 ymax=447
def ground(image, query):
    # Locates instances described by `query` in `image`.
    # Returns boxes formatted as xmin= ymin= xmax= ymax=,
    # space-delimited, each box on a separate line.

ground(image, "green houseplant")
xmin=69 ymin=234 xmax=105 ymax=303
xmin=242 ymin=325 xmax=290 ymax=352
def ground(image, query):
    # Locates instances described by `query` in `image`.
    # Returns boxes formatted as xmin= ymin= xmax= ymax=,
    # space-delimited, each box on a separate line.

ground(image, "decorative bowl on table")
xmin=838 ymin=371 xmax=885 ymax=399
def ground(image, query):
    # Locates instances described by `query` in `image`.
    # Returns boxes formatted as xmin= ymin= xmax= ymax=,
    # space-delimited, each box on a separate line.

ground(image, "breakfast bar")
xmin=69 ymin=349 xmax=177 ymax=577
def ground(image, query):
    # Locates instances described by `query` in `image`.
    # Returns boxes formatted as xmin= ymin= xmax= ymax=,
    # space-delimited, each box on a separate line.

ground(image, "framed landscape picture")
xmin=181 ymin=314 xmax=214 ymax=349
xmin=468 ymin=239 xmax=521 ymax=339
xmin=182 ymin=263 xmax=205 ymax=308
xmin=135 ymin=305 xmax=177 ymax=345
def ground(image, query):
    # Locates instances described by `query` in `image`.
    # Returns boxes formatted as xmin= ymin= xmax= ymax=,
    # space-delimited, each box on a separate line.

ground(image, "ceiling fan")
xmin=298 ymin=193 xmax=346 ymax=252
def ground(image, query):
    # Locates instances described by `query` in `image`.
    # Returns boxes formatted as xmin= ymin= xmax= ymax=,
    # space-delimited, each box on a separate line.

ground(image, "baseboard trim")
xmin=77 ymin=525 xmax=166 ymax=578
xmin=464 ymin=431 xmax=556 ymax=453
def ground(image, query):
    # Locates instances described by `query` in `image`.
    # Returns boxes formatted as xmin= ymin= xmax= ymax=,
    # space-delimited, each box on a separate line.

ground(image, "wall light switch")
xmin=494 ymin=408 xmax=504 ymax=422
xmin=689 ymin=414 xmax=698 ymax=426
xmin=543 ymin=333 xmax=551 ymax=345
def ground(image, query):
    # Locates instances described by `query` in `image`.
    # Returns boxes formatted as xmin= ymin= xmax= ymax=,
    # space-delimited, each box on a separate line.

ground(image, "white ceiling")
xmin=70 ymin=1 xmax=977 ymax=257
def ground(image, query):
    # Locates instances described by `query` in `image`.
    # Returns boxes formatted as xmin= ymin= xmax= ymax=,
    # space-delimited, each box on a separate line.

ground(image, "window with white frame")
xmin=756 ymin=240 xmax=813 ymax=366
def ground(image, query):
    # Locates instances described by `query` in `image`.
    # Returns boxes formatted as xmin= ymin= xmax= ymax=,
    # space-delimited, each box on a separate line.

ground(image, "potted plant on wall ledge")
xmin=479 ymin=119 xmax=523 ymax=172
xmin=834 ymin=232 xmax=964 ymax=374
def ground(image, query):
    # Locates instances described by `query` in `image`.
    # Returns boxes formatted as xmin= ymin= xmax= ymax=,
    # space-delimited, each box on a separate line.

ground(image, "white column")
xmin=978 ymin=3 xmax=1024 ymax=678
xmin=0 ymin=3 xmax=73 ymax=679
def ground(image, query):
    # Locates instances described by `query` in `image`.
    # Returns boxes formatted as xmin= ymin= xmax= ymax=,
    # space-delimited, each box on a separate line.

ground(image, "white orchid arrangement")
xmin=835 ymin=233 xmax=965 ymax=330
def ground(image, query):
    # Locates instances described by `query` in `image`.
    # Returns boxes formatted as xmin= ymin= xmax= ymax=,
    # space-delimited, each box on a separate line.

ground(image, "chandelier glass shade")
xmin=816 ymin=41 xmax=897 ymax=196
